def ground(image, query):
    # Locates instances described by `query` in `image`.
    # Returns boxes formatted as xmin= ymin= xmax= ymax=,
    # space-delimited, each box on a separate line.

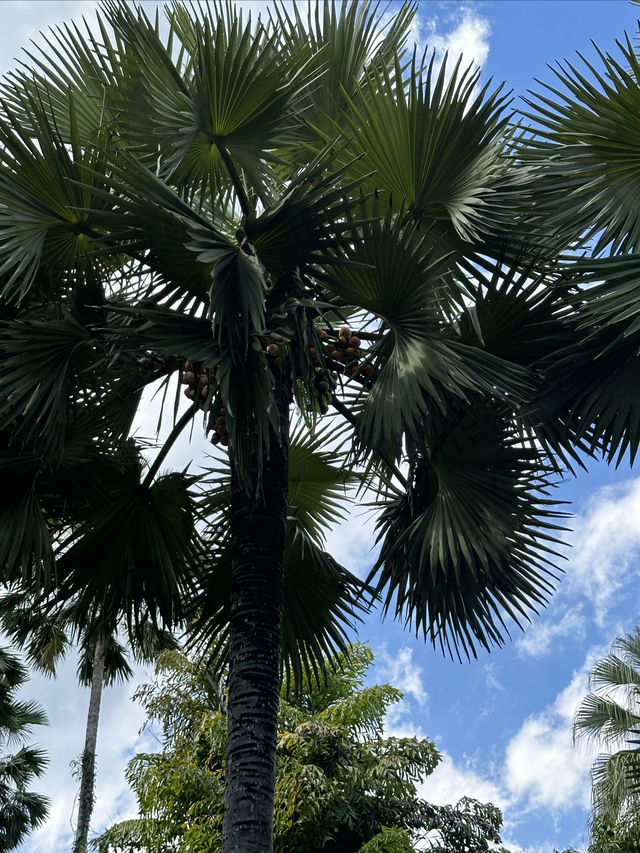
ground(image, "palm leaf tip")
xmin=368 ymin=406 xmax=567 ymax=658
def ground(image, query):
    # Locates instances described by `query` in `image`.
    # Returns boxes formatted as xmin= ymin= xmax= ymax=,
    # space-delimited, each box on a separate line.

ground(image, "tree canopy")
xmin=96 ymin=644 xmax=506 ymax=853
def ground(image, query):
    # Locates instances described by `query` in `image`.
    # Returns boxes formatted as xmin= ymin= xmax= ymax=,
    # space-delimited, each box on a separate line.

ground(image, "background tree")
xmin=0 ymin=647 xmax=49 ymax=851
xmin=574 ymin=627 xmax=640 ymax=837
xmin=588 ymin=812 xmax=640 ymax=853
xmin=95 ymin=644 xmax=506 ymax=853
xmin=0 ymin=584 xmax=178 ymax=853
xmin=1 ymin=2 xmax=639 ymax=851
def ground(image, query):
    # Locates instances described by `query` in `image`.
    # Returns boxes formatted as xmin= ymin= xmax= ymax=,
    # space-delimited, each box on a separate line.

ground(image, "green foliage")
xmin=588 ymin=812 xmax=640 ymax=853
xmin=574 ymin=626 xmax=640 ymax=827
xmin=2 ymin=2 xmax=640 ymax=847
xmin=95 ymin=644 xmax=504 ymax=853
xmin=0 ymin=647 xmax=49 ymax=851
xmin=0 ymin=0 xmax=608 ymax=665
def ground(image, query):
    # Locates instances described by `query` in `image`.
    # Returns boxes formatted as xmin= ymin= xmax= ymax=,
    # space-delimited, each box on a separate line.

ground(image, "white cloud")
xmin=0 ymin=2 xmax=100 ymax=75
xmin=412 ymin=7 xmax=491 ymax=72
xmin=563 ymin=477 xmax=640 ymax=625
xmin=418 ymin=750 xmax=509 ymax=811
xmin=383 ymin=646 xmax=605 ymax=843
xmin=516 ymin=606 xmax=587 ymax=659
xmin=503 ymin=650 xmax=603 ymax=813
xmin=483 ymin=661 xmax=505 ymax=693
xmin=375 ymin=645 xmax=428 ymax=705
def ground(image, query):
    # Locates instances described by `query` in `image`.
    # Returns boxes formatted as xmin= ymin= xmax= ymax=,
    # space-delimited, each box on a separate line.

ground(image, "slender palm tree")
xmin=0 ymin=3 xmax=638 ymax=852
xmin=0 ymin=590 xmax=173 ymax=853
xmin=0 ymin=647 xmax=49 ymax=851
xmin=574 ymin=628 xmax=640 ymax=828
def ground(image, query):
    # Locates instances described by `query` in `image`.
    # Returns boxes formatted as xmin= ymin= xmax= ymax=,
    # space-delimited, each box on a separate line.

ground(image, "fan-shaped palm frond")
xmin=369 ymin=404 xmax=565 ymax=658
xmin=103 ymin=0 xmax=317 ymax=199
xmin=524 ymin=33 xmax=640 ymax=255
xmin=340 ymin=51 xmax=511 ymax=240
xmin=56 ymin=468 xmax=204 ymax=630
xmin=265 ymin=0 xmax=416 ymax=164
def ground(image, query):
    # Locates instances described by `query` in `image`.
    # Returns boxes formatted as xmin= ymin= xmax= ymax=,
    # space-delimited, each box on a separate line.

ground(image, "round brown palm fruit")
xmin=331 ymin=349 xmax=344 ymax=361
xmin=181 ymin=370 xmax=196 ymax=385
xmin=266 ymin=343 xmax=279 ymax=358
xmin=339 ymin=326 xmax=351 ymax=340
xmin=348 ymin=336 xmax=361 ymax=348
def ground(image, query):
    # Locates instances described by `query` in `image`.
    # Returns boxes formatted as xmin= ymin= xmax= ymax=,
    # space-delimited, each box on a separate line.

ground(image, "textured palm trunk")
xmin=73 ymin=633 xmax=106 ymax=853
xmin=222 ymin=378 xmax=290 ymax=853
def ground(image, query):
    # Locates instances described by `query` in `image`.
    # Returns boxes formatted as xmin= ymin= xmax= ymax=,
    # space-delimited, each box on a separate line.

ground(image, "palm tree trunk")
xmin=223 ymin=378 xmax=290 ymax=853
xmin=73 ymin=633 xmax=106 ymax=853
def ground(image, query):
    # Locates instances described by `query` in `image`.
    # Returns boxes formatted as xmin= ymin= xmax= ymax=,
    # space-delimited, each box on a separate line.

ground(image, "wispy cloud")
xmin=411 ymin=6 xmax=491 ymax=71
xmin=418 ymin=749 xmax=509 ymax=811
xmin=516 ymin=606 xmax=587 ymax=659
xmin=503 ymin=648 xmax=604 ymax=813
xmin=563 ymin=477 xmax=640 ymax=624
xmin=375 ymin=645 xmax=428 ymax=705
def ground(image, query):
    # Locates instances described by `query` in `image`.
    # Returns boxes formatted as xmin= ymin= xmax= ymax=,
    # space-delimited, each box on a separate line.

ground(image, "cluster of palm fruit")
xmin=310 ymin=326 xmax=374 ymax=379
xmin=180 ymin=360 xmax=211 ymax=411
xmin=139 ymin=352 xmax=177 ymax=375
xmin=210 ymin=406 xmax=229 ymax=447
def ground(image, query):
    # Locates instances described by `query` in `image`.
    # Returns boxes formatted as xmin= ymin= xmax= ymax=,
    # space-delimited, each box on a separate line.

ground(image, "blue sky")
xmin=3 ymin=2 xmax=640 ymax=852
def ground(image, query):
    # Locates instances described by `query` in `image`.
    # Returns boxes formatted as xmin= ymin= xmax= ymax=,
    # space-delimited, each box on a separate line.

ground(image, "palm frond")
xmin=591 ymin=750 xmax=640 ymax=822
xmin=266 ymin=0 xmax=416 ymax=163
xmin=55 ymin=468 xmax=204 ymax=630
xmin=368 ymin=404 xmax=565 ymax=658
xmin=340 ymin=51 xmax=511 ymax=240
xmin=0 ymin=90 xmax=112 ymax=303
xmin=325 ymin=203 xmax=531 ymax=457
xmin=523 ymin=33 xmax=640 ymax=254
xmin=105 ymin=0 xmax=316 ymax=198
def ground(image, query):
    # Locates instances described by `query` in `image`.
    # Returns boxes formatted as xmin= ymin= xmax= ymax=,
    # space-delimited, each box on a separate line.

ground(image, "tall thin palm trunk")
xmin=73 ymin=633 xmax=106 ymax=853
xmin=223 ymin=379 xmax=290 ymax=853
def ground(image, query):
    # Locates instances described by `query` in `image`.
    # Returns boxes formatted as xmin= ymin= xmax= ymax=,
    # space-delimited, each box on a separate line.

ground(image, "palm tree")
xmin=0 ymin=587 xmax=179 ymax=853
xmin=0 ymin=647 xmax=49 ymax=851
xmin=574 ymin=627 xmax=640 ymax=829
xmin=0 ymin=3 xmax=637 ymax=851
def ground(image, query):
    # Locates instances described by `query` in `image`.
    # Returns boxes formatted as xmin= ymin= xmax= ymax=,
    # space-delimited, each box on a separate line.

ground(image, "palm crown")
xmin=0 ymin=0 xmax=576 ymax=655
